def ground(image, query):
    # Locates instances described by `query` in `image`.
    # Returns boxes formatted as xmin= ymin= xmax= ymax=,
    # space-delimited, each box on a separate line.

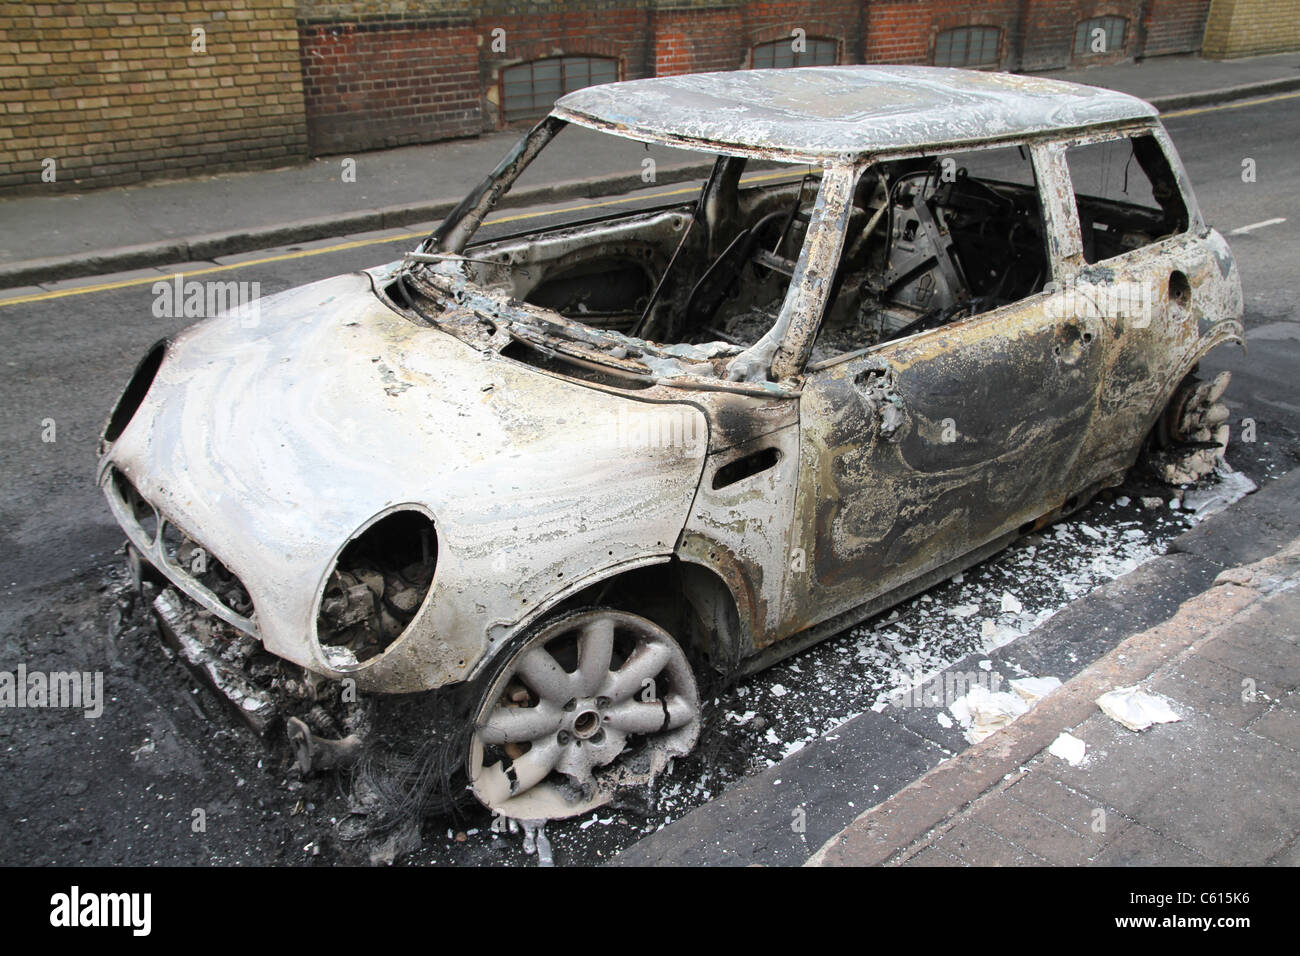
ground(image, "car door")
xmin=780 ymin=143 xmax=1105 ymax=634
xmin=1055 ymin=126 xmax=1237 ymax=484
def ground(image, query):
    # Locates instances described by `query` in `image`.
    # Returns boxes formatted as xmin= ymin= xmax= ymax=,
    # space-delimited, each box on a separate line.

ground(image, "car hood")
xmin=102 ymin=272 xmax=709 ymax=687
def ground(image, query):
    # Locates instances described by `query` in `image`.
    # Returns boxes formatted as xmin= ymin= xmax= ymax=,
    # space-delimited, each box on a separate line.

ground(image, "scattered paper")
xmin=949 ymin=685 xmax=1030 ymax=744
xmin=1096 ymin=685 xmax=1181 ymax=731
xmin=1048 ymin=732 xmax=1086 ymax=766
xmin=1010 ymin=676 xmax=1062 ymax=705
xmin=981 ymin=619 xmax=1019 ymax=650
xmin=1183 ymin=465 xmax=1257 ymax=520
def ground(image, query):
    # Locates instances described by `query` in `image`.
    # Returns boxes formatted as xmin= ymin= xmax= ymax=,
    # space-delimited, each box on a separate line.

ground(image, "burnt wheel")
xmin=467 ymin=607 xmax=701 ymax=820
xmin=1148 ymin=370 xmax=1232 ymax=485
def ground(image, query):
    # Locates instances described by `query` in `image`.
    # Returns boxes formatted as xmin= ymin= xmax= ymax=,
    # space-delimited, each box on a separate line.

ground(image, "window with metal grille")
xmin=500 ymin=56 xmax=619 ymax=123
xmin=933 ymin=27 xmax=1001 ymax=68
xmin=751 ymin=37 xmax=838 ymax=69
xmin=1074 ymin=16 xmax=1127 ymax=56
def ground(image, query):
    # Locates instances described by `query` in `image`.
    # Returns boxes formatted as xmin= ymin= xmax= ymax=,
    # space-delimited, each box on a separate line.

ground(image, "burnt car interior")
xmin=809 ymin=144 xmax=1051 ymax=363
xmin=1065 ymin=133 xmax=1189 ymax=264
xmin=398 ymin=123 xmax=1183 ymax=381
xmin=437 ymin=136 xmax=824 ymax=348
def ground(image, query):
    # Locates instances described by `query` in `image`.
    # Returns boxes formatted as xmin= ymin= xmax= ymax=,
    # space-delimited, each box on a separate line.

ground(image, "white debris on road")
xmin=1009 ymin=676 xmax=1062 ymax=704
xmin=1095 ymin=685 xmax=1182 ymax=731
xmin=1183 ymin=465 xmax=1257 ymax=521
xmin=980 ymin=618 xmax=1019 ymax=651
xmin=948 ymin=675 xmax=1062 ymax=744
xmin=949 ymin=685 xmax=1030 ymax=743
xmin=1000 ymin=591 xmax=1024 ymax=614
xmin=1048 ymin=732 xmax=1087 ymax=766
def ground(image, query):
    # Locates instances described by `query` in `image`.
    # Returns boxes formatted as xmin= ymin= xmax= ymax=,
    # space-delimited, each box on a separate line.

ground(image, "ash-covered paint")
xmin=554 ymin=66 xmax=1158 ymax=163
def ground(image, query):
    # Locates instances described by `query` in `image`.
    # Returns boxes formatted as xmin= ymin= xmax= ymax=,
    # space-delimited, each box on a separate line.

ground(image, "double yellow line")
xmin=1161 ymin=88 xmax=1300 ymax=119
xmin=0 ymin=169 xmax=800 ymax=309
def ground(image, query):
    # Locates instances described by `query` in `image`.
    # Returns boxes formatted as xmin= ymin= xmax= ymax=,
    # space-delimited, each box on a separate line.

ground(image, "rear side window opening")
xmin=1064 ymin=134 xmax=1189 ymax=264
xmin=809 ymin=143 xmax=1052 ymax=363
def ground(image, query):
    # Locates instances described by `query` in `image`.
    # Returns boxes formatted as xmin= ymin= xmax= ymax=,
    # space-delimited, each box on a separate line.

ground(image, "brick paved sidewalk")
xmin=809 ymin=539 xmax=1300 ymax=866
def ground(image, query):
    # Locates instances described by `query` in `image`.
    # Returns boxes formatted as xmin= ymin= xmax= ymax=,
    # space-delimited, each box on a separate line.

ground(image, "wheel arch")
xmin=528 ymin=557 xmax=748 ymax=682
xmin=1145 ymin=324 xmax=1244 ymax=437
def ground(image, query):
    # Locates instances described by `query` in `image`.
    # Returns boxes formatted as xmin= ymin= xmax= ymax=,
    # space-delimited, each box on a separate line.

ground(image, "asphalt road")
xmin=1 ymin=93 xmax=1298 ymax=866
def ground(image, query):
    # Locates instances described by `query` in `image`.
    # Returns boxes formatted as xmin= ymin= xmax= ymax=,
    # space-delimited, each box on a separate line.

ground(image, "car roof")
xmin=552 ymin=65 xmax=1159 ymax=164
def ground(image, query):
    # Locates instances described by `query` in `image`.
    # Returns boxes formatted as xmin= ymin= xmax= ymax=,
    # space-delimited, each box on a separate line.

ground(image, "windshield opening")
xmin=415 ymin=118 xmax=821 ymax=353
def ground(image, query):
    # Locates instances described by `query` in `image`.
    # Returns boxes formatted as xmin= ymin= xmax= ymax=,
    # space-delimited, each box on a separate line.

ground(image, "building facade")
xmin=299 ymin=0 xmax=1215 ymax=155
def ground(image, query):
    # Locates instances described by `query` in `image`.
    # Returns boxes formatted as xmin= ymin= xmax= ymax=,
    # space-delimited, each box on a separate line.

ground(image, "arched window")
xmin=933 ymin=26 xmax=1001 ymax=68
xmin=500 ymin=56 xmax=619 ymax=123
xmin=751 ymin=36 xmax=838 ymax=69
xmin=1074 ymin=16 xmax=1127 ymax=56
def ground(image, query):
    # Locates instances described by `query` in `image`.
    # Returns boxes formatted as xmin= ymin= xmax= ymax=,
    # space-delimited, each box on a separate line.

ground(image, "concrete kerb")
xmin=1150 ymin=75 xmax=1300 ymax=112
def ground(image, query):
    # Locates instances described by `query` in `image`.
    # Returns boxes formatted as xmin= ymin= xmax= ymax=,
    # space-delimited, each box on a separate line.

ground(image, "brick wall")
xmin=862 ymin=1 xmax=935 ymax=65
xmin=649 ymin=1 xmax=860 ymax=77
xmin=1022 ymin=0 xmax=1145 ymax=70
xmin=295 ymin=0 xmax=1231 ymax=156
xmin=1203 ymin=0 xmax=1300 ymax=58
xmin=475 ymin=3 xmax=653 ymax=126
xmin=1143 ymin=0 xmax=1212 ymax=57
xmin=299 ymin=16 xmax=479 ymax=153
xmin=0 ymin=1 xmax=307 ymax=193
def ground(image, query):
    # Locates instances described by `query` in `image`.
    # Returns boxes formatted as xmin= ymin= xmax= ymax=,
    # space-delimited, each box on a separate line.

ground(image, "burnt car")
xmin=99 ymin=66 xmax=1242 ymax=821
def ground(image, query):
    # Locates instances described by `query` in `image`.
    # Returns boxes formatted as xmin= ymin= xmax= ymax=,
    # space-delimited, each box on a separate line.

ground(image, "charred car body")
xmin=99 ymin=66 xmax=1242 ymax=820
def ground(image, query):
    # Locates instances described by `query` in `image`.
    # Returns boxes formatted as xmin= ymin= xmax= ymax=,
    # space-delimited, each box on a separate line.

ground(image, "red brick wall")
xmin=651 ymin=2 xmax=861 ymax=76
xmin=652 ymin=6 xmax=743 ymax=76
xmin=863 ymin=0 xmax=1025 ymax=66
xmin=1143 ymin=0 xmax=1212 ymax=57
xmin=1022 ymin=0 xmax=1145 ymax=70
xmin=863 ymin=0 xmax=938 ymax=64
xmin=299 ymin=17 xmax=480 ymax=154
xmin=475 ymin=5 xmax=652 ymax=127
xmin=301 ymin=1 xmax=864 ymax=151
xmin=294 ymin=0 xmax=1218 ymax=158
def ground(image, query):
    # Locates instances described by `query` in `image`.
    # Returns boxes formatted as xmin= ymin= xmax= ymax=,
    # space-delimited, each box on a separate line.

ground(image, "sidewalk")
xmin=808 ymin=539 xmax=1300 ymax=867
xmin=3 ymin=52 xmax=1299 ymax=288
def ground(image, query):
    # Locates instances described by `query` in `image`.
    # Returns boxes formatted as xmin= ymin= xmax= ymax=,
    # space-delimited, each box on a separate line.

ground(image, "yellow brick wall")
xmin=0 ymin=1 xmax=308 ymax=193
xmin=1204 ymin=0 xmax=1300 ymax=58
